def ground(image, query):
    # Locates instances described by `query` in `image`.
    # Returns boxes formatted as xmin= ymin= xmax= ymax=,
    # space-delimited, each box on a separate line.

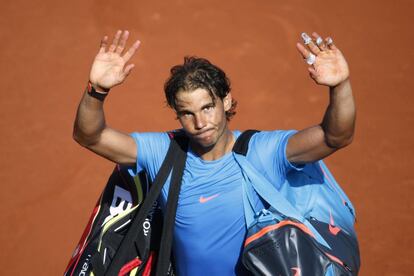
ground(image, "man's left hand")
xmin=296 ymin=32 xmax=349 ymax=87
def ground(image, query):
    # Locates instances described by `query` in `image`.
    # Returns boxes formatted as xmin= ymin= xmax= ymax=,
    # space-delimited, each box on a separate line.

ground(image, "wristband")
xmin=87 ymin=82 xmax=109 ymax=101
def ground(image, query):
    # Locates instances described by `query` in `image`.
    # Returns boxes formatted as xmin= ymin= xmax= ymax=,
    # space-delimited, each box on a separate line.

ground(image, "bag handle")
xmin=105 ymin=133 xmax=188 ymax=275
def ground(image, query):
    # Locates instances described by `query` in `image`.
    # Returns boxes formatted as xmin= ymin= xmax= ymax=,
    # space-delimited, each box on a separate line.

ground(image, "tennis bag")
xmin=233 ymin=130 xmax=360 ymax=276
xmin=64 ymin=133 xmax=188 ymax=276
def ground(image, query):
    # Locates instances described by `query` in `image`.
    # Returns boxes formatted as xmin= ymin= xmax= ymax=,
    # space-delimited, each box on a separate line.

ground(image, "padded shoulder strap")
xmin=232 ymin=130 xmax=260 ymax=155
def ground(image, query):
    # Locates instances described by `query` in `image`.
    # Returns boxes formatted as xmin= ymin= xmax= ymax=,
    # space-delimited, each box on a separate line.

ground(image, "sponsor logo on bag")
xmin=102 ymin=185 xmax=133 ymax=225
xmin=143 ymin=218 xmax=151 ymax=236
xmin=79 ymin=254 xmax=92 ymax=276
xmin=143 ymin=201 xmax=158 ymax=236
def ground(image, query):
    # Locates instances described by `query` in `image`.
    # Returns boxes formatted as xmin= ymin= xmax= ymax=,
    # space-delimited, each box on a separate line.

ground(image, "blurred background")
xmin=0 ymin=0 xmax=413 ymax=274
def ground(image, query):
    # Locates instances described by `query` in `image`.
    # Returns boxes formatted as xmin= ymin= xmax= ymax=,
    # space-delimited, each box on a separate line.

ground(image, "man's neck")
xmin=191 ymin=129 xmax=235 ymax=161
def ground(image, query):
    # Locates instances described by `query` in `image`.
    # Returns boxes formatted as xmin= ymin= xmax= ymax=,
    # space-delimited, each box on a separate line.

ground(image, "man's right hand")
xmin=73 ymin=30 xmax=140 ymax=165
xmin=89 ymin=30 xmax=141 ymax=92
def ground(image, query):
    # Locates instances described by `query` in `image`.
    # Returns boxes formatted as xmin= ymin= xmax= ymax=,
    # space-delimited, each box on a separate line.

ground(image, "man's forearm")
xmin=321 ymin=79 xmax=356 ymax=148
xmin=73 ymin=91 xmax=107 ymax=147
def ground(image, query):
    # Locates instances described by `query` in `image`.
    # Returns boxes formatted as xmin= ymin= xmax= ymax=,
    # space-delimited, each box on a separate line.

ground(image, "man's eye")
xmin=203 ymin=106 xmax=214 ymax=112
xmin=180 ymin=112 xmax=192 ymax=118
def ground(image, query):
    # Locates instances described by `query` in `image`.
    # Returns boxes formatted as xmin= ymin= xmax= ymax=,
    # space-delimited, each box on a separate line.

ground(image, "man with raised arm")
xmin=73 ymin=30 xmax=355 ymax=275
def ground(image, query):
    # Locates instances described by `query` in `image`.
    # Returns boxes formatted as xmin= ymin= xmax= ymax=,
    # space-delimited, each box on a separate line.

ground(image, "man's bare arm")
xmin=287 ymin=32 xmax=356 ymax=164
xmin=73 ymin=30 xmax=140 ymax=165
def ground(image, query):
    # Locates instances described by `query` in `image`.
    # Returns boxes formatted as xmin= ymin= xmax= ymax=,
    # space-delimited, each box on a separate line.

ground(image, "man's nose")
xmin=194 ymin=114 xmax=206 ymax=129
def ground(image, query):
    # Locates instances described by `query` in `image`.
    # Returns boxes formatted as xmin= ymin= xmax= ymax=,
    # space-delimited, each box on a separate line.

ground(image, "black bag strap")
xmin=105 ymin=133 xmax=188 ymax=275
xmin=232 ymin=130 xmax=259 ymax=156
xmin=155 ymin=134 xmax=188 ymax=275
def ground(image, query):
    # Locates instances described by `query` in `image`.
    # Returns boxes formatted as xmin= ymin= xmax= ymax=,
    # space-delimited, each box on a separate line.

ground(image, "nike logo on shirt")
xmin=199 ymin=194 xmax=220 ymax=203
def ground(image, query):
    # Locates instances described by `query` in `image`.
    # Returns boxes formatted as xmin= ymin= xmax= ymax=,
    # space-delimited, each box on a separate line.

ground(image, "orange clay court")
xmin=0 ymin=0 xmax=413 ymax=275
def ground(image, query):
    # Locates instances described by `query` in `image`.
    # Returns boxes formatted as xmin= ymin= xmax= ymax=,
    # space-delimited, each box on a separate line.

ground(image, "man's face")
xmin=175 ymin=88 xmax=231 ymax=151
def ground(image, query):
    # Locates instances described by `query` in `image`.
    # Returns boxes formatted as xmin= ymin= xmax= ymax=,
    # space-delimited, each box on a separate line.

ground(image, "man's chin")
xmin=190 ymin=137 xmax=216 ymax=152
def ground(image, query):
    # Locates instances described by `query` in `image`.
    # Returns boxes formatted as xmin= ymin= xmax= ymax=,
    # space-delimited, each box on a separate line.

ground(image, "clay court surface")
xmin=1 ymin=0 xmax=413 ymax=275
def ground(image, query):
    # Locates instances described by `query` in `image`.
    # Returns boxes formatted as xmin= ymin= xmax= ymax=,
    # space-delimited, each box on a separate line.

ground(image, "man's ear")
xmin=223 ymin=93 xmax=232 ymax=112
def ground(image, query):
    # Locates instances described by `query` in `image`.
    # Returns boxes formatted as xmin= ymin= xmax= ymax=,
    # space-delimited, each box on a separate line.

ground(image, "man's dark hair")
xmin=164 ymin=56 xmax=237 ymax=120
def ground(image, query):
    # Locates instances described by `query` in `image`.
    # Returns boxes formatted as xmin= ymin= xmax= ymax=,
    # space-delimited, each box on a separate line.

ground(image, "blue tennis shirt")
xmin=131 ymin=130 xmax=299 ymax=275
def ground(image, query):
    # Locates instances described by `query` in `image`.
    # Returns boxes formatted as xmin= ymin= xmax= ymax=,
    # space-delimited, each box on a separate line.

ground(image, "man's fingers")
xmin=122 ymin=64 xmax=135 ymax=78
xmin=297 ymin=42 xmax=317 ymax=66
xmin=308 ymin=67 xmax=319 ymax=82
xmin=116 ymin=31 xmax=129 ymax=54
xmin=325 ymin=37 xmax=337 ymax=50
xmin=296 ymin=42 xmax=311 ymax=59
xmin=109 ymin=30 xmax=122 ymax=52
xmin=312 ymin=32 xmax=326 ymax=51
xmin=123 ymin=40 xmax=141 ymax=62
xmin=99 ymin=36 xmax=108 ymax=54
xmin=301 ymin=32 xmax=320 ymax=55
xmin=308 ymin=66 xmax=317 ymax=76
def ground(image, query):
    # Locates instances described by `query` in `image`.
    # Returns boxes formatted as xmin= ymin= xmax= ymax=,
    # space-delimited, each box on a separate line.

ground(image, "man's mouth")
xmin=194 ymin=129 xmax=214 ymax=139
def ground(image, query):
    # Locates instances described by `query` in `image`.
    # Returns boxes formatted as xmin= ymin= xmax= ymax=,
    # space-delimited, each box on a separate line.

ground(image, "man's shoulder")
xmin=238 ymin=129 xmax=296 ymax=148
xmin=130 ymin=131 xmax=172 ymax=154
xmin=131 ymin=131 xmax=174 ymax=175
xmin=131 ymin=130 xmax=173 ymax=141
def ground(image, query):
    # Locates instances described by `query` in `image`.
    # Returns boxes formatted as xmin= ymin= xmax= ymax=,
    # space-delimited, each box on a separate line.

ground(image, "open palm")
xmin=297 ymin=33 xmax=349 ymax=87
xmin=89 ymin=30 xmax=140 ymax=91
